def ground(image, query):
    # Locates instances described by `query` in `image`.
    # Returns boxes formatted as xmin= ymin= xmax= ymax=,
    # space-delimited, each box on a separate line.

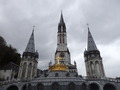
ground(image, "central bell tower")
xmin=55 ymin=13 xmax=71 ymax=66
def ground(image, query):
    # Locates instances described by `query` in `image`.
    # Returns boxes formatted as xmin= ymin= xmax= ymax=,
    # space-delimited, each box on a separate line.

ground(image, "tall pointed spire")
xmin=25 ymin=28 xmax=35 ymax=53
xmin=58 ymin=12 xmax=66 ymax=32
xmin=22 ymin=26 xmax=39 ymax=59
xmin=87 ymin=25 xmax=98 ymax=51
xmin=60 ymin=12 xmax=65 ymax=24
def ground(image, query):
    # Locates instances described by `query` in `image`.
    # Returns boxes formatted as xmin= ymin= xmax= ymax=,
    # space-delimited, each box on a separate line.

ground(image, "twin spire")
xmin=24 ymin=14 xmax=98 ymax=58
xmin=87 ymin=25 xmax=98 ymax=51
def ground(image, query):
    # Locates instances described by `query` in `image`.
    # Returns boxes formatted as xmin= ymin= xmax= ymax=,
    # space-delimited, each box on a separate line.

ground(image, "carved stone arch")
xmin=90 ymin=61 xmax=93 ymax=65
xmin=68 ymin=82 xmax=75 ymax=90
xmin=7 ymin=85 xmax=18 ymax=90
xmin=52 ymin=82 xmax=60 ymax=90
xmin=103 ymin=83 xmax=116 ymax=90
xmin=37 ymin=83 xmax=44 ymax=90
xmin=82 ymin=83 xmax=87 ymax=90
xmin=95 ymin=61 xmax=99 ymax=64
xmin=29 ymin=62 xmax=32 ymax=66
xmin=89 ymin=83 xmax=100 ymax=90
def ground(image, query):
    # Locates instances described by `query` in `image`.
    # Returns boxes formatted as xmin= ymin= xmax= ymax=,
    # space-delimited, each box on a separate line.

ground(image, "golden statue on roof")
xmin=49 ymin=56 xmax=67 ymax=71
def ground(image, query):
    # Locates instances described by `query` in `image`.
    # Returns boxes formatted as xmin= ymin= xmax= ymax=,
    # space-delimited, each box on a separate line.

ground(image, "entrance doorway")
xmin=103 ymin=84 xmax=116 ymax=90
xmin=7 ymin=85 xmax=18 ymax=90
xmin=89 ymin=83 xmax=99 ymax=90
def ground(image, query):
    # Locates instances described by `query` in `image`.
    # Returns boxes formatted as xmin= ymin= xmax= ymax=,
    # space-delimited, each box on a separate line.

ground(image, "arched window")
xmin=55 ymin=73 xmax=59 ymax=77
xmin=7 ymin=85 xmax=18 ymax=90
xmin=103 ymin=83 xmax=116 ymax=90
xmin=90 ymin=61 xmax=94 ymax=76
xmin=95 ymin=61 xmax=100 ymax=76
xmin=22 ymin=62 xmax=27 ymax=79
xmin=68 ymin=82 xmax=75 ymax=90
xmin=27 ymin=63 xmax=32 ymax=79
xmin=37 ymin=83 xmax=44 ymax=90
xmin=52 ymin=82 xmax=59 ymax=90
xmin=66 ymin=73 xmax=70 ymax=77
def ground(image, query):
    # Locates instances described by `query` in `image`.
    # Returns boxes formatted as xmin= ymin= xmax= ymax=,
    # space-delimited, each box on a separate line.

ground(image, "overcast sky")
xmin=0 ymin=0 xmax=120 ymax=78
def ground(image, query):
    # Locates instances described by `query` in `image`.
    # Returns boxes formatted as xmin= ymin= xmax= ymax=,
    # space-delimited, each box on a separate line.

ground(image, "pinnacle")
xmin=60 ymin=12 xmax=65 ymax=24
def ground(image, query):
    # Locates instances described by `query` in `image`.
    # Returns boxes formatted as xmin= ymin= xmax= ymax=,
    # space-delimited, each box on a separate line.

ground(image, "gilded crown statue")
xmin=49 ymin=57 xmax=67 ymax=71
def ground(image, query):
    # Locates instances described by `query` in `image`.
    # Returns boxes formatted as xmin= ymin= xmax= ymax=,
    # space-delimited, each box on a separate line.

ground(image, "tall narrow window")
xmin=27 ymin=63 xmax=32 ymax=79
xmin=22 ymin=62 xmax=27 ymax=79
xmin=60 ymin=34 xmax=61 ymax=43
xmin=95 ymin=61 xmax=100 ymax=76
xmin=63 ymin=34 xmax=64 ymax=43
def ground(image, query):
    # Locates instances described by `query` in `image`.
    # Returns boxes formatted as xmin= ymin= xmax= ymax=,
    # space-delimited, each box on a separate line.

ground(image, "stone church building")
xmin=0 ymin=13 xmax=120 ymax=90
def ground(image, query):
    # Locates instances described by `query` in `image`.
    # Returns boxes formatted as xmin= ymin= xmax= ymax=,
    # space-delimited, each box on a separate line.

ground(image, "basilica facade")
xmin=0 ymin=13 xmax=120 ymax=90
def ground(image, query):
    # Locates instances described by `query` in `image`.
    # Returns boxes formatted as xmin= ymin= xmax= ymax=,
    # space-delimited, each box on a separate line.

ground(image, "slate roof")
xmin=87 ymin=27 xmax=98 ymax=51
xmin=25 ymin=30 xmax=35 ymax=53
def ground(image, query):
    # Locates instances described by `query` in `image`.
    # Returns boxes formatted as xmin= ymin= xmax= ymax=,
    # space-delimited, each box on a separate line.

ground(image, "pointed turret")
xmin=58 ymin=12 xmax=66 ymax=32
xmin=87 ymin=26 xmax=98 ymax=51
xmin=22 ymin=28 xmax=39 ymax=60
xmin=25 ymin=29 xmax=35 ymax=53
xmin=84 ymin=25 xmax=100 ymax=57
xmin=18 ymin=27 xmax=38 ymax=80
xmin=84 ymin=25 xmax=105 ymax=79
